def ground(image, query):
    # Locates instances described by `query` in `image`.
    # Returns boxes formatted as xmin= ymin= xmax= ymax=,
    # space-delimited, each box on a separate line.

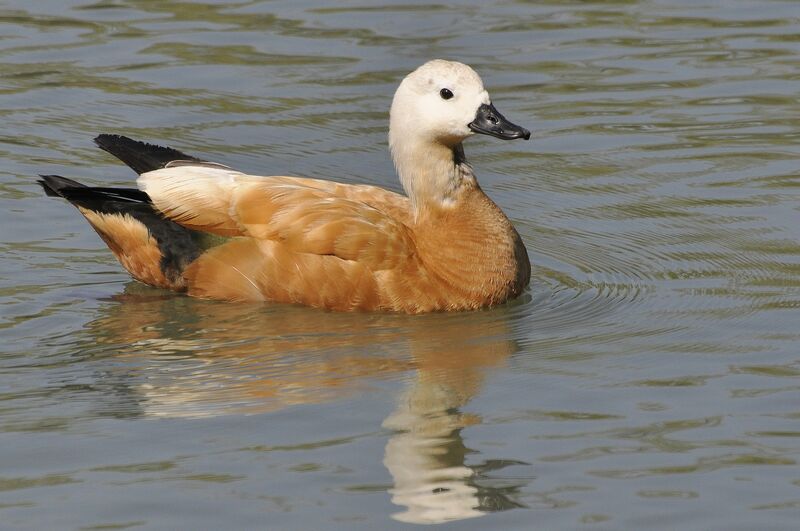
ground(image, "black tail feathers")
xmin=94 ymin=134 xmax=203 ymax=175
xmin=38 ymin=174 xmax=150 ymax=211
xmin=38 ymin=174 xmax=86 ymax=197
xmin=38 ymin=173 xmax=203 ymax=286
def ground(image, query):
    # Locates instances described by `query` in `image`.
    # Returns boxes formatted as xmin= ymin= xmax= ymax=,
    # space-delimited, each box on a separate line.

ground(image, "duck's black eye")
xmin=440 ymin=88 xmax=454 ymax=100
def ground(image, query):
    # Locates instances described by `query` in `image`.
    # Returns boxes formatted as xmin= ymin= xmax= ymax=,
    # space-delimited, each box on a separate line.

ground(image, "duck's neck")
xmin=390 ymin=138 xmax=476 ymax=217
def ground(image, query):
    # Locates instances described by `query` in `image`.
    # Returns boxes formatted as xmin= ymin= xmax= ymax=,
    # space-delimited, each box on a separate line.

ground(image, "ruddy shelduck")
xmin=39 ymin=60 xmax=531 ymax=313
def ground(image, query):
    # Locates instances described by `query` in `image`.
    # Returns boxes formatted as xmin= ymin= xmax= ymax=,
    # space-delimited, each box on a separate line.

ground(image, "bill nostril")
xmin=488 ymin=115 xmax=498 ymax=124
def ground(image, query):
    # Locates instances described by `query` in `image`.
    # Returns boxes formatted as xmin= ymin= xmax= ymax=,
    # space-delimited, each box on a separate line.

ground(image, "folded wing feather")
xmin=138 ymin=166 xmax=416 ymax=271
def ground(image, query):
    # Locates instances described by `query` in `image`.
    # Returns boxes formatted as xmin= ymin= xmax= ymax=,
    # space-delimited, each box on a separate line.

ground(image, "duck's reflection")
xmin=381 ymin=314 xmax=527 ymax=523
xmin=85 ymin=283 xmax=531 ymax=523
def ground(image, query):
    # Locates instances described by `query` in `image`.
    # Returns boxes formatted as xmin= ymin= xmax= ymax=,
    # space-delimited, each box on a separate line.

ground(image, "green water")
xmin=1 ymin=0 xmax=799 ymax=529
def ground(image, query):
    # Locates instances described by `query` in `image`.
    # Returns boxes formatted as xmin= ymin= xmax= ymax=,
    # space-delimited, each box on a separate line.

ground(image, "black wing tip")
xmin=94 ymin=133 xmax=118 ymax=142
xmin=92 ymin=133 xmax=159 ymax=158
xmin=93 ymin=133 xmax=203 ymax=175
xmin=93 ymin=133 xmax=126 ymax=149
xmin=93 ymin=133 xmax=159 ymax=151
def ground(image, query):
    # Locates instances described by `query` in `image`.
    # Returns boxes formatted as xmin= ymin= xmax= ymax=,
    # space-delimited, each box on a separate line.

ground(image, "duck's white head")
xmin=389 ymin=60 xmax=530 ymax=149
xmin=388 ymin=60 xmax=529 ymax=211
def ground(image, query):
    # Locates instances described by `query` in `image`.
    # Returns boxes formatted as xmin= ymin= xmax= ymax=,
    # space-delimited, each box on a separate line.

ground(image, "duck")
xmin=39 ymin=60 xmax=531 ymax=313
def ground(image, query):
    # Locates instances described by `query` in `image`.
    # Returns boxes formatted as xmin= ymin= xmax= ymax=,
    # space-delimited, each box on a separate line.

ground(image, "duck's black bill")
xmin=468 ymin=103 xmax=530 ymax=140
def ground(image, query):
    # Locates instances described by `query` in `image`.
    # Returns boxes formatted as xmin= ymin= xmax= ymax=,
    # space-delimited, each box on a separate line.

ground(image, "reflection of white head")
xmin=383 ymin=381 xmax=484 ymax=524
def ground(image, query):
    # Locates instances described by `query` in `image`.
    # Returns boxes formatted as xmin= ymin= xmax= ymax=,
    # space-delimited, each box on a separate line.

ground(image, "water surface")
xmin=1 ymin=0 xmax=799 ymax=529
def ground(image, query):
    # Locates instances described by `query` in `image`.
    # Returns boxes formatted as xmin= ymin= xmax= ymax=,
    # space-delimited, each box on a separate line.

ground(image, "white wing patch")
xmin=138 ymin=166 xmax=248 ymax=234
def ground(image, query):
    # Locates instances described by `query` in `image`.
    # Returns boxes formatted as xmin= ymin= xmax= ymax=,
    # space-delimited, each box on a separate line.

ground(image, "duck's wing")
xmin=94 ymin=134 xmax=232 ymax=174
xmin=94 ymin=133 xmax=413 ymax=226
xmin=138 ymin=165 xmax=416 ymax=271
